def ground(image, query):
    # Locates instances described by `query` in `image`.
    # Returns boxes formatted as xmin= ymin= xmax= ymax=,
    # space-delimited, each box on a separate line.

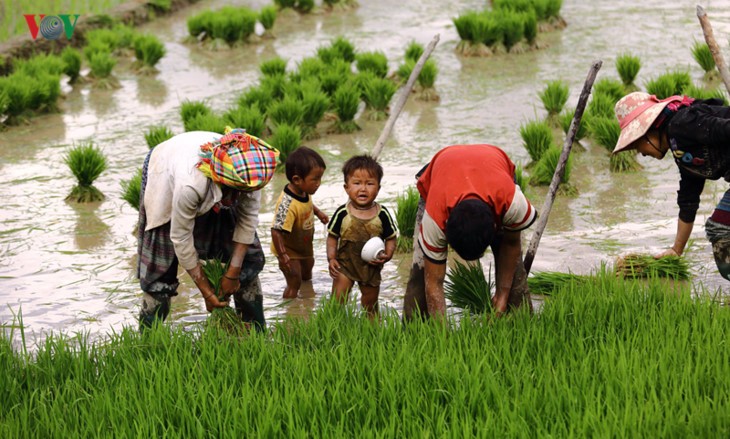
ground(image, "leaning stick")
xmin=523 ymin=60 xmax=603 ymax=274
xmin=697 ymin=5 xmax=730 ymax=95
xmin=372 ymin=34 xmax=440 ymax=160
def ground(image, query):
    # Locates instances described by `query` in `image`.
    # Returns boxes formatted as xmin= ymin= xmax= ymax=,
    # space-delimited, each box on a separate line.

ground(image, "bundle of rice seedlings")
xmin=120 ymin=168 xmax=142 ymax=211
xmin=180 ymin=100 xmax=212 ymax=126
xmin=361 ymin=75 xmax=396 ymax=121
xmin=14 ymin=53 xmax=65 ymax=78
xmin=356 ymin=51 xmax=389 ymax=78
xmin=144 ymin=125 xmax=174 ymax=148
xmin=395 ymin=187 xmax=419 ymax=252
xmin=691 ymin=41 xmax=716 ymax=77
xmin=683 ymin=85 xmax=728 ymax=105
xmin=332 ymin=82 xmax=361 ymax=133
xmin=585 ymin=92 xmax=616 ymax=119
xmin=404 ymin=41 xmax=424 ymax=63
xmin=0 ymin=89 xmax=9 ymax=116
xmin=559 ymin=108 xmax=588 ymax=142
xmin=498 ymin=9 xmax=525 ymax=52
xmin=453 ymin=12 xmax=498 ymax=56
xmin=300 ymin=86 xmax=329 ymax=139
xmin=260 ymin=74 xmax=288 ymax=100
xmin=184 ymin=112 xmax=226 ymax=133
xmin=85 ymin=28 xmax=126 ymax=53
xmin=260 ymin=57 xmax=288 ymax=77
xmin=520 ymin=118 xmax=554 ymax=163
xmin=270 ymin=124 xmax=301 ymax=168
xmin=529 ymin=145 xmax=574 ymax=193
xmin=609 ymin=152 xmax=642 ymax=173
xmin=88 ymin=51 xmax=117 ymax=85
xmin=295 ymin=0 xmax=315 ymax=14
xmin=417 ymin=59 xmax=439 ymax=101
xmin=588 ymin=116 xmax=620 ymax=152
xmin=0 ymin=75 xmax=31 ymax=118
xmin=615 ymin=52 xmax=641 ymax=88
xmin=148 ymin=0 xmax=171 ymax=12
xmin=83 ymin=41 xmax=112 ymax=64
xmin=522 ymin=10 xmax=538 ymax=46
xmin=23 ymin=73 xmax=61 ymax=113
xmin=237 ymin=86 xmax=274 ymax=113
xmin=514 ymin=163 xmax=527 ymax=191
xmin=64 ymin=142 xmax=107 ymax=203
xmin=60 ymin=47 xmax=82 ymax=83
xmin=444 ymin=260 xmax=493 ymax=314
xmin=593 ymin=78 xmax=625 ymax=103
xmin=201 ymin=259 xmax=247 ymax=336
xmin=615 ymin=253 xmax=690 ymax=280
xmin=224 ymin=105 xmax=267 ymax=138
xmin=527 ymin=271 xmax=590 ymax=295
xmin=644 ymin=73 xmax=679 ymax=99
xmin=294 ymin=57 xmax=326 ymax=81
xmin=331 ymin=37 xmax=357 ymax=63
xmin=539 ymin=80 xmax=569 ymax=118
xmin=273 ymin=0 xmax=296 ymax=9
xmin=667 ymin=71 xmax=692 ymax=95
xmin=268 ymin=95 xmax=305 ymax=128
xmin=259 ymin=6 xmax=277 ymax=36
xmin=187 ymin=10 xmax=215 ymax=38
xmin=133 ymin=34 xmax=166 ymax=71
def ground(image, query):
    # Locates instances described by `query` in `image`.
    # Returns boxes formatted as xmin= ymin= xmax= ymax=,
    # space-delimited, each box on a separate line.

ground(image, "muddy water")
xmin=2 ymin=0 xmax=730 ymax=344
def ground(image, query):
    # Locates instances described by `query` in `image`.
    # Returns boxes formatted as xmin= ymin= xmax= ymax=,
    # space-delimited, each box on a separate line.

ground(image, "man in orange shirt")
xmin=403 ymin=144 xmax=537 ymax=320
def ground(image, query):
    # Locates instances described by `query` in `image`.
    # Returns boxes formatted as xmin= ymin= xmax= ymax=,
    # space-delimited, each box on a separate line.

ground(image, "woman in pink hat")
xmin=613 ymin=91 xmax=730 ymax=280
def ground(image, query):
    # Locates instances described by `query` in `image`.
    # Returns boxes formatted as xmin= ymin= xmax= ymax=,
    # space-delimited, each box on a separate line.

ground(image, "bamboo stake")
xmin=523 ymin=60 xmax=603 ymax=274
xmin=372 ymin=34 xmax=440 ymax=160
xmin=697 ymin=5 xmax=730 ymax=95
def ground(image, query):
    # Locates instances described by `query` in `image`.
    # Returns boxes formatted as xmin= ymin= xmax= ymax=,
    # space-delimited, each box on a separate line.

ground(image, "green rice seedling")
xmin=588 ymin=116 xmax=620 ymax=151
xmin=274 ymin=0 xmax=296 ymax=8
xmin=0 ymin=75 xmax=31 ymax=118
xmin=692 ymin=41 xmax=716 ymax=75
xmin=61 ymin=46 xmax=82 ymax=83
xmin=558 ymin=108 xmax=588 ymax=142
xmin=88 ymin=51 xmax=116 ymax=79
xmin=514 ymin=163 xmax=526 ymax=190
xmin=14 ymin=53 xmax=64 ymax=77
xmin=645 ymin=75 xmax=677 ymax=100
xmin=545 ymin=0 xmax=564 ymax=19
xmin=184 ymin=112 xmax=226 ymax=133
xmin=682 ymin=84 xmax=721 ymax=102
xmin=520 ymin=118 xmax=554 ymax=163
xmin=522 ymin=10 xmax=538 ymax=46
xmin=667 ymin=70 xmax=692 ymax=95
xmin=260 ymin=57 xmax=288 ymax=77
xmin=180 ymin=100 xmax=212 ymax=126
xmin=201 ymin=259 xmax=247 ymax=335
xmin=593 ymin=78 xmax=625 ymax=103
xmin=609 ymin=151 xmax=642 ymax=173
xmin=709 ymin=88 xmax=729 ymax=105
xmin=454 ymin=12 xmax=499 ymax=56
xmin=527 ymin=271 xmax=590 ymax=295
xmin=268 ymin=95 xmax=305 ymax=128
xmin=539 ymin=80 xmax=569 ymax=118
xmin=417 ymin=59 xmax=439 ymax=101
xmin=497 ymin=9 xmax=525 ymax=52
xmin=0 ymin=89 xmax=9 ymax=116
xmin=332 ymin=82 xmax=361 ymax=133
xmin=395 ymin=187 xmax=420 ymax=252
xmin=356 ymin=51 xmax=389 ymax=78
xmin=120 ymin=168 xmax=142 ymax=211
xmin=18 ymin=73 xmax=61 ymax=113
xmin=82 ymin=40 xmax=112 ymax=64
xmin=331 ymin=37 xmax=357 ymax=63
xmin=316 ymin=46 xmax=341 ymax=65
xmin=294 ymin=56 xmax=326 ymax=81
xmin=615 ymin=52 xmax=641 ymax=88
xmin=295 ymin=0 xmax=315 ymax=13
xmin=112 ymin=23 xmax=137 ymax=50
xmin=444 ymin=260 xmax=493 ymax=313
xmin=530 ymin=145 xmax=573 ymax=189
xmin=144 ymin=125 xmax=174 ymax=148
xmin=615 ymin=254 xmax=690 ymax=280
xmin=187 ymin=10 xmax=215 ymax=38
xmin=395 ymin=59 xmax=414 ymax=84
xmin=260 ymin=73 xmax=288 ymax=101
xmin=133 ymin=34 xmax=166 ymax=71
xmin=300 ymin=86 xmax=329 ymax=139
xmin=404 ymin=41 xmax=424 ymax=63
xmin=85 ymin=28 xmax=124 ymax=53
xmin=319 ymin=61 xmax=352 ymax=96
xmin=259 ymin=6 xmax=277 ymax=34
xmin=237 ymin=86 xmax=274 ymax=113
xmin=270 ymin=124 xmax=302 ymax=168
xmin=361 ymin=75 xmax=396 ymax=121
xmin=586 ymin=92 xmax=616 ymax=119
xmin=64 ymin=142 xmax=107 ymax=203
xmin=148 ymin=0 xmax=172 ymax=11
xmin=224 ymin=105 xmax=267 ymax=138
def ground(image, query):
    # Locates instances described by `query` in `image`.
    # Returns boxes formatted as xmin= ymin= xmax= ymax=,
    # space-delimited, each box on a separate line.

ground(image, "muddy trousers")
xmin=705 ymin=218 xmax=730 ymax=281
xmin=402 ymin=197 xmax=532 ymax=321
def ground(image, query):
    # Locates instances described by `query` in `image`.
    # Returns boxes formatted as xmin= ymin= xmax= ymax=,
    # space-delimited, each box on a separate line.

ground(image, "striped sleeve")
xmin=503 ymin=184 xmax=538 ymax=231
xmin=327 ymin=204 xmax=348 ymax=237
xmin=418 ymin=209 xmax=448 ymax=263
xmin=378 ymin=205 xmax=398 ymax=240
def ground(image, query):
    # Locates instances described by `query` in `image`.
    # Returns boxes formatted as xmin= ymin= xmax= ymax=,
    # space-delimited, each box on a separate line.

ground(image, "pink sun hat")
xmin=612 ymin=92 xmax=684 ymax=154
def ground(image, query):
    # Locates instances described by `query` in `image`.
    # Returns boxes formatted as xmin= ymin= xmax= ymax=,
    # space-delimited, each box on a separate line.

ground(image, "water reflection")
xmin=136 ymin=75 xmax=169 ymax=107
xmin=69 ymin=201 xmax=110 ymax=250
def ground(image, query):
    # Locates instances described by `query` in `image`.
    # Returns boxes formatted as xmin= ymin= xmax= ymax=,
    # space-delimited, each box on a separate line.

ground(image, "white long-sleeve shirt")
xmin=142 ymin=131 xmax=261 ymax=270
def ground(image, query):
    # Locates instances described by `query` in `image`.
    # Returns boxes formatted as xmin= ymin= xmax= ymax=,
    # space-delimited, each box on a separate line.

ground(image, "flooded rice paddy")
xmin=2 ymin=0 xmax=730 ymax=343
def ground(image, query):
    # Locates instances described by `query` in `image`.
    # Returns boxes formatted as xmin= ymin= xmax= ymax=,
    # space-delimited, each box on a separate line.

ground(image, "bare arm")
xmin=493 ymin=230 xmax=522 ymax=315
xmin=326 ymin=235 xmax=340 ymax=279
xmin=313 ymin=204 xmax=329 ymax=224
xmin=656 ymin=218 xmax=693 ymax=257
xmin=220 ymin=241 xmax=248 ymax=297
xmin=424 ymin=258 xmax=447 ymax=320
xmin=271 ymin=228 xmax=291 ymax=273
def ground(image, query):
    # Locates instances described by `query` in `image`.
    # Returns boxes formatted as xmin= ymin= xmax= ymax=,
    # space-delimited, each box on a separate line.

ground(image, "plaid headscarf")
xmin=197 ymin=128 xmax=279 ymax=191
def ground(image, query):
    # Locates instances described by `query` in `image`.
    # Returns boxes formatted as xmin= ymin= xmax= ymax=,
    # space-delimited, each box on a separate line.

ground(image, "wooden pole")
xmin=697 ymin=5 xmax=730 ymax=95
xmin=523 ymin=60 xmax=603 ymax=274
xmin=372 ymin=34 xmax=440 ymax=160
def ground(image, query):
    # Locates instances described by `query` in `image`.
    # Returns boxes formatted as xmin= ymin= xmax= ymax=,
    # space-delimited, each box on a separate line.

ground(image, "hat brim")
xmin=612 ymin=101 xmax=671 ymax=154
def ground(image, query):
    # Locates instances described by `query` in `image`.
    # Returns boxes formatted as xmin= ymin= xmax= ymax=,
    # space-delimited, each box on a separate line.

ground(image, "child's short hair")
xmin=446 ymin=199 xmax=495 ymax=261
xmin=285 ymin=146 xmax=326 ymax=182
xmin=341 ymin=154 xmax=383 ymax=183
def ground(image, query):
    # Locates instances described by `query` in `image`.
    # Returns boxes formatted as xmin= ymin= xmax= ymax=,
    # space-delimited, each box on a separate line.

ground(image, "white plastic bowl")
xmin=361 ymin=237 xmax=385 ymax=262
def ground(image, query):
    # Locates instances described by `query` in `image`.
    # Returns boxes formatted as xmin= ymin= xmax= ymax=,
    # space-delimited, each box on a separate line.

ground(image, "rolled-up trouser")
xmin=705 ymin=218 xmax=730 ymax=282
